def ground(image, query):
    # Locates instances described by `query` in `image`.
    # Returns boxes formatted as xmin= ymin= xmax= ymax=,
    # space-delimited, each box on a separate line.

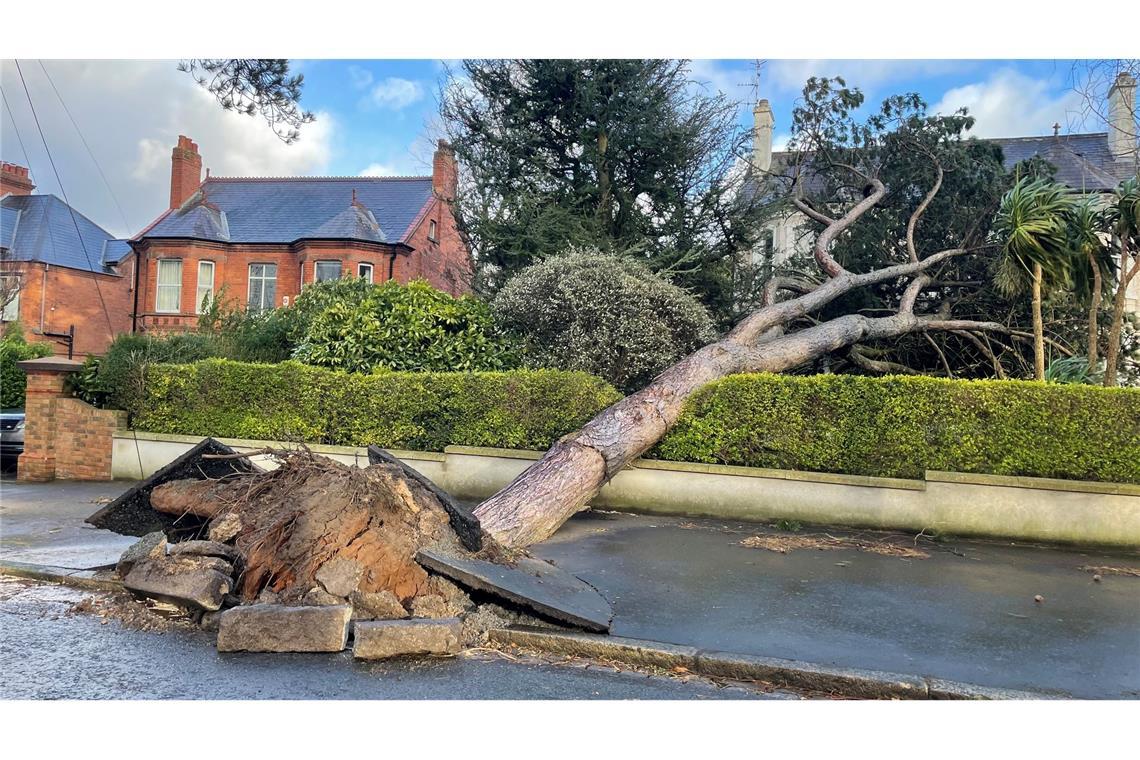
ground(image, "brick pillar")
xmin=16 ymin=357 xmax=83 ymax=482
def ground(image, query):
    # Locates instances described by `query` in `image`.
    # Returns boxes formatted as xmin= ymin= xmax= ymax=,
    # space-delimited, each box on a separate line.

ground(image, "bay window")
xmin=155 ymin=259 xmax=182 ymax=313
xmin=248 ymin=263 xmax=278 ymax=313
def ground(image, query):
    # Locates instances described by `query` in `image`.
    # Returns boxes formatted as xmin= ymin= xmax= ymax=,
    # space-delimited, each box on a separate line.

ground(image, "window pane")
xmin=358 ymin=263 xmax=373 ymax=283
xmin=196 ymin=262 xmax=214 ymax=313
xmin=156 ymin=260 xmax=181 ymax=312
xmin=315 ymin=261 xmax=341 ymax=282
xmin=1 ymin=277 xmax=19 ymax=321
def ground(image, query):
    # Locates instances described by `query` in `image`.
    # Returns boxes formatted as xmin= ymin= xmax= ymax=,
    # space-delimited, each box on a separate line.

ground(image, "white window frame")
xmin=428 ymin=220 xmax=438 ymax=242
xmin=314 ymin=260 xmax=342 ymax=282
xmin=195 ymin=260 xmax=215 ymax=314
xmin=1 ymin=275 xmax=20 ymax=322
xmin=357 ymin=263 xmax=374 ymax=284
xmin=155 ymin=259 xmax=183 ymax=314
xmin=247 ymin=263 xmax=278 ymax=314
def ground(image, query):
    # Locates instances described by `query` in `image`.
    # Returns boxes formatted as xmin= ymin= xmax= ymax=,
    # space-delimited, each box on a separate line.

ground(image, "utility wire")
xmin=37 ymin=61 xmax=135 ymax=237
xmin=13 ymin=59 xmax=116 ymax=343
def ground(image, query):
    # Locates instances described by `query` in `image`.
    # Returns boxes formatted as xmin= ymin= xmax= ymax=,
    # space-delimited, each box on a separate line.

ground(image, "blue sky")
xmin=0 ymin=59 xmax=1104 ymax=238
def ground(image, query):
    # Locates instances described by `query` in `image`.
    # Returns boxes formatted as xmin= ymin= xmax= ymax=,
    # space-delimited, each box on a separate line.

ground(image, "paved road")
xmin=0 ymin=578 xmax=782 ymax=700
xmin=4 ymin=479 xmax=1138 ymax=698
xmin=535 ymin=511 xmax=1140 ymax=699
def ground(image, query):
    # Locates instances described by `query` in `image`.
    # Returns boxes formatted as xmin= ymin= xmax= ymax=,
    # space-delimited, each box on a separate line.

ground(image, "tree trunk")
xmin=1104 ymin=247 xmax=1140 ymax=387
xmin=1087 ymin=250 xmax=1102 ymax=371
xmin=473 ymin=310 xmax=993 ymax=547
xmin=1032 ymin=262 xmax=1045 ymax=381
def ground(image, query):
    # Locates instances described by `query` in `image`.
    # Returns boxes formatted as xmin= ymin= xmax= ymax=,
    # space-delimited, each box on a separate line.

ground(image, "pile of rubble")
xmin=91 ymin=440 xmax=611 ymax=660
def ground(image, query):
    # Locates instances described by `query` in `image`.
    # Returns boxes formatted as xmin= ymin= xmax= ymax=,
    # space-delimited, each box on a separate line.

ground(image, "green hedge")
xmin=135 ymin=359 xmax=621 ymax=452
xmin=0 ymin=334 xmax=53 ymax=409
xmin=655 ymin=373 xmax=1140 ymax=484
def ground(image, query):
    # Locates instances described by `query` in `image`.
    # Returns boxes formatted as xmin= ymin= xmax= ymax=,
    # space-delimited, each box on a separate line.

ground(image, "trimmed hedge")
xmin=0 ymin=334 xmax=53 ymax=409
xmin=655 ymin=373 xmax=1140 ymax=484
xmin=135 ymin=359 xmax=621 ymax=452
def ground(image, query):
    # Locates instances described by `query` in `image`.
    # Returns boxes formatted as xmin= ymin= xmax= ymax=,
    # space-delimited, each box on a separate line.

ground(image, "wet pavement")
xmin=534 ymin=511 xmax=1140 ymax=699
xmin=3 ymin=478 xmax=1139 ymax=699
xmin=0 ymin=480 xmax=136 ymax=568
xmin=0 ymin=578 xmax=778 ymax=700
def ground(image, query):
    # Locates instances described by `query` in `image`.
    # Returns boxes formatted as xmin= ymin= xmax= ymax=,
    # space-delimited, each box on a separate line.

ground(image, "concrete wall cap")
xmin=17 ymin=357 xmax=84 ymax=373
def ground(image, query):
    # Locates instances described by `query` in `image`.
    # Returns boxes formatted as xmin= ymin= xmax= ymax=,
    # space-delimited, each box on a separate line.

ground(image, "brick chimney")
xmin=1108 ymin=72 xmax=1137 ymax=161
xmin=1 ymin=162 xmax=36 ymax=196
xmin=752 ymin=99 xmax=774 ymax=173
xmin=169 ymin=135 xmax=203 ymax=209
xmin=432 ymin=139 xmax=458 ymax=200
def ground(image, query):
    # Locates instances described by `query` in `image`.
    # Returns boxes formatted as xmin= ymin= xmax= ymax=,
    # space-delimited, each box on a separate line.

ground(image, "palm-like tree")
xmin=1104 ymin=176 xmax=1140 ymax=386
xmin=993 ymin=177 xmax=1076 ymax=380
xmin=1066 ymin=195 xmax=1117 ymax=372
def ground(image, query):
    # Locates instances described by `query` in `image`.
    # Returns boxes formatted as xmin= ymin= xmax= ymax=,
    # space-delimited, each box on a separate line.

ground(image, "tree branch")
xmin=906 ymin=154 xmax=944 ymax=263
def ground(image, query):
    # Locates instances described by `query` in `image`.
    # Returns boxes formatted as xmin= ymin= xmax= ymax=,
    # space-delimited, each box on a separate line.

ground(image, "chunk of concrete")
xmin=208 ymin=512 xmax=243 ymax=543
xmin=350 ymin=590 xmax=408 ymax=620
xmin=116 ymin=531 xmax=167 ymax=578
xmin=409 ymin=594 xmax=451 ymax=619
xmin=216 ymin=604 xmax=352 ymax=652
xmin=302 ymin=587 xmax=346 ymax=606
xmin=315 ymin=557 xmax=364 ymax=598
xmin=353 ymin=618 xmax=461 ymax=659
xmin=123 ymin=554 xmax=233 ymax=611
xmin=168 ymin=540 xmax=241 ymax=565
xmin=416 ymin=549 xmax=612 ymax=632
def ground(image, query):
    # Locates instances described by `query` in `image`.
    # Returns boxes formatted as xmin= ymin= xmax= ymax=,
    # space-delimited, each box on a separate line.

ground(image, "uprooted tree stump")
xmin=147 ymin=450 xmax=512 ymax=613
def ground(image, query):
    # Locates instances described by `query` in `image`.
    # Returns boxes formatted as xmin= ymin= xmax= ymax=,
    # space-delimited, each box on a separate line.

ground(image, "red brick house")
xmin=1 ymin=162 xmax=134 ymax=356
xmin=131 ymin=136 xmax=473 ymax=332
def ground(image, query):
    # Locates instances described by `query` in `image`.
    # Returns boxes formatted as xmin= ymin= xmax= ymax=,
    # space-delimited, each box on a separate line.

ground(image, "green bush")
xmin=135 ymin=359 xmax=621 ymax=451
xmin=0 ymin=324 xmax=53 ymax=408
xmin=492 ymin=248 xmax=716 ymax=392
xmin=293 ymin=279 xmax=520 ymax=373
xmin=655 ymin=373 xmax=1140 ymax=484
xmin=98 ymin=332 xmax=220 ymax=416
xmin=197 ymin=290 xmax=293 ymax=363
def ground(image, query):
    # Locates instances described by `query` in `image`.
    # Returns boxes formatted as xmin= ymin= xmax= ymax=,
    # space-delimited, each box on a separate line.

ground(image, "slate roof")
xmin=140 ymin=176 xmax=434 ymax=245
xmin=0 ymin=194 xmax=129 ymax=274
xmin=748 ymin=132 xmax=1137 ymax=202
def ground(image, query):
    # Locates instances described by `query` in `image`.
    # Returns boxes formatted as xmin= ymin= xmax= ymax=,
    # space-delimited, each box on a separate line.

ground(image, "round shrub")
xmin=292 ymin=279 xmax=519 ymax=373
xmin=491 ymin=248 xmax=716 ymax=392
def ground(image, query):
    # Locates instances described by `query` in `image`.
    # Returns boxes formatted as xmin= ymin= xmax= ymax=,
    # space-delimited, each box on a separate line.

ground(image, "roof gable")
xmin=139 ymin=176 xmax=434 ymax=245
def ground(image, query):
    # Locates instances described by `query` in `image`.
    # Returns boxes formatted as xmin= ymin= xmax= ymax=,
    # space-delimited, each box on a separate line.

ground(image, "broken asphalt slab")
xmin=86 ymin=437 xmax=258 ymax=538
xmin=416 ymin=548 xmax=612 ymax=632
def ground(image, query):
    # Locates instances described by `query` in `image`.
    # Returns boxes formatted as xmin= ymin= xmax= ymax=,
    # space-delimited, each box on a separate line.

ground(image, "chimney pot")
xmin=1 ymin=161 xmax=36 ymax=196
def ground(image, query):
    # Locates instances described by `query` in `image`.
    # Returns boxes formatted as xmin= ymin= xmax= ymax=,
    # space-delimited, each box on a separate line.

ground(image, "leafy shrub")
xmin=492 ymin=248 xmax=716 ymax=392
xmin=98 ymin=332 xmax=219 ymax=416
xmin=293 ymin=279 xmax=519 ymax=373
xmin=0 ymin=324 xmax=53 ymax=408
xmin=135 ymin=359 xmax=621 ymax=451
xmin=655 ymin=373 xmax=1140 ymax=484
xmin=198 ymin=290 xmax=293 ymax=363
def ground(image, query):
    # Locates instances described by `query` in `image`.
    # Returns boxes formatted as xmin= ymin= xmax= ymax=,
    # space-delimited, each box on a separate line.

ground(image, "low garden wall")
xmin=112 ymin=432 xmax=1140 ymax=547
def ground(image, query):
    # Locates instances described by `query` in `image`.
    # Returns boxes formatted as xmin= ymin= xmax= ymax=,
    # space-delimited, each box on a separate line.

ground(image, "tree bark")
xmin=1032 ymin=262 xmax=1045 ymax=381
xmin=1087 ymin=249 xmax=1102 ymax=371
xmin=1104 ymin=245 xmax=1140 ymax=386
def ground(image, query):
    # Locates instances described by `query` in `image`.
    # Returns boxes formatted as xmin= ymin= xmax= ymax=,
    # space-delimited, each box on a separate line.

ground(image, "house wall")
xmin=0 ymin=259 xmax=134 ymax=356
xmin=134 ymin=240 xmax=405 ymax=332
xmin=403 ymin=195 xmax=473 ymax=297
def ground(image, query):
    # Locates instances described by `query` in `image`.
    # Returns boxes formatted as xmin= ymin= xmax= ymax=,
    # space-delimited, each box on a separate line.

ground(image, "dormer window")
xmin=428 ymin=220 xmax=438 ymax=242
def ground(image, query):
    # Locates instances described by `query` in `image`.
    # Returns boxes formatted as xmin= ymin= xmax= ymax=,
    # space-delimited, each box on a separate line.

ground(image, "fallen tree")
xmin=472 ymin=85 xmax=1028 ymax=547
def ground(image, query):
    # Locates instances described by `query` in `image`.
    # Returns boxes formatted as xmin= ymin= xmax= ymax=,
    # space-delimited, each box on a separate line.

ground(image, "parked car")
xmin=0 ymin=409 xmax=25 ymax=466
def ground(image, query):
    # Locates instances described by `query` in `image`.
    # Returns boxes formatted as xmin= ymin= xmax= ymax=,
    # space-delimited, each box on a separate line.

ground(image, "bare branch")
xmin=906 ymin=154 xmax=944 ymax=263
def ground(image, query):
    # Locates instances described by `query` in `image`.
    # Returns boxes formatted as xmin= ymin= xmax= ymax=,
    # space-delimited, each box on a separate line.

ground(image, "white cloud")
xmin=358 ymin=163 xmax=401 ymax=177
xmin=1 ymin=60 xmax=334 ymax=238
xmin=768 ymin=60 xmax=974 ymax=95
xmin=347 ymin=65 xmax=373 ymax=90
xmin=931 ymin=69 xmax=1083 ymax=138
xmin=363 ymin=77 xmax=425 ymax=111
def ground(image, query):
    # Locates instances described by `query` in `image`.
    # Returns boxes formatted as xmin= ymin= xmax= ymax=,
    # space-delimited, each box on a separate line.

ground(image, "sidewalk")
xmin=2 ymin=478 xmax=1138 ymax=698
xmin=534 ymin=511 xmax=1140 ymax=699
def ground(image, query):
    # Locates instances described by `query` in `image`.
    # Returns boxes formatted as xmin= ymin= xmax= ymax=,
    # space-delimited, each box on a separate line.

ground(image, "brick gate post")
xmin=16 ymin=357 xmax=83 ymax=482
